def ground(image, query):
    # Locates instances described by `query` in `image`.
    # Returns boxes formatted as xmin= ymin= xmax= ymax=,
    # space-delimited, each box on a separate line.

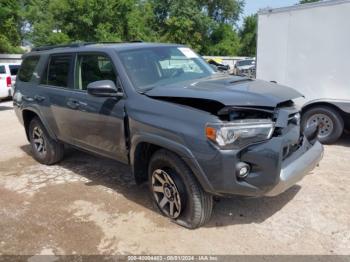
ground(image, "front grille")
xmin=238 ymin=68 xmax=256 ymax=78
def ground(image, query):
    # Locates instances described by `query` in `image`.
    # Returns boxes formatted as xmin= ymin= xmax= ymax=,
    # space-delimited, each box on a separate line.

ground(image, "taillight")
xmin=6 ymin=76 xmax=11 ymax=87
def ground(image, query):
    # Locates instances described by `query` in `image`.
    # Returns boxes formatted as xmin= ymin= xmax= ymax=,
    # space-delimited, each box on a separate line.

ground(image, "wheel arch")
xmin=22 ymin=109 xmax=57 ymax=141
xmin=130 ymin=134 xmax=215 ymax=194
xmin=302 ymin=100 xmax=350 ymax=130
xmin=302 ymin=101 xmax=344 ymax=115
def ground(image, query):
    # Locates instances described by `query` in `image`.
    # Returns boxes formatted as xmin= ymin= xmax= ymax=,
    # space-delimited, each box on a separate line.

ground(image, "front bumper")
xmin=265 ymin=140 xmax=323 ymax=196
xmin=190 ymin=127 xmax=323 ymax=197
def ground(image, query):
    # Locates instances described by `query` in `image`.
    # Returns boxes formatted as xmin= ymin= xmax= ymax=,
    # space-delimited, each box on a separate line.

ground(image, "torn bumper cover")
xmin=187 ymin=105 xmax=323 ymax=198
xmin=203 ymin=135 xmax=324 ymax=198
xmin=265 ymin=140 xmax=323 ymax=196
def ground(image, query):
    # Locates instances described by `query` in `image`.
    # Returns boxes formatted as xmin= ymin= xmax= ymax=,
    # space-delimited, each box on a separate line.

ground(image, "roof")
xmin=258 ymin=0 xmax=350 ymax=15
xmin=27 ymin=42 xmax=182 ymax=56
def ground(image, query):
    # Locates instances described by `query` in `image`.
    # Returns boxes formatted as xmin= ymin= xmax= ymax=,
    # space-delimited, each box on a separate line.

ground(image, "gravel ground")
xmin=0 ymin=100 xmax=349 ymax=255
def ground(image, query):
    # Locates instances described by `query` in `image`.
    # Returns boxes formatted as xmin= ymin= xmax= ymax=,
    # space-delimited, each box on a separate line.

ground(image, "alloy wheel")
xmin=151 ymin=169 xmax=182 ymax=219
xmin=32 ymin=126 xmax=47 ymax=156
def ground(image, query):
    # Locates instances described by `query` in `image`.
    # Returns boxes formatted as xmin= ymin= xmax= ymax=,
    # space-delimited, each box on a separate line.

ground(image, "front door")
xmin=70 ymin=53 xmax=127 ymax=162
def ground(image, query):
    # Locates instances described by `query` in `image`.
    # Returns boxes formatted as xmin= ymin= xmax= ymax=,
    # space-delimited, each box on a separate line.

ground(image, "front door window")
xmin=75 ymin=54 xmax=117 ymax=90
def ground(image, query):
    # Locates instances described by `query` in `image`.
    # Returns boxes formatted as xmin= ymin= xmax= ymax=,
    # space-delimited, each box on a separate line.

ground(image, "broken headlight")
xmin=206 ymin=119 xmax=275 ymax=149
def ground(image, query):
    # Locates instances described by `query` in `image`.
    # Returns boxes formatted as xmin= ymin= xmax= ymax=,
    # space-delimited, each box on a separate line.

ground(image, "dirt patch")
xmin=0 ymin=101 xmax=349 ymax=255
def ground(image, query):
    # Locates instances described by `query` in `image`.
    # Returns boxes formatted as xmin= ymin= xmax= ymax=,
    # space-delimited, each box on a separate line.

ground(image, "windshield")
xmin=118 ymin=46 xmax=215 ymax=91
xmin=236 ymin=60 xmax=255 ymax=66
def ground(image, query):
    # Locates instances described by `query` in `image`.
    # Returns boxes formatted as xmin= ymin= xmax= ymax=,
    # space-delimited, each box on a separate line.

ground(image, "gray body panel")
xmin=13 ymin=43 xmax=323 ymax=197
xmin=145 ymin=75 xmax=302 ymax=108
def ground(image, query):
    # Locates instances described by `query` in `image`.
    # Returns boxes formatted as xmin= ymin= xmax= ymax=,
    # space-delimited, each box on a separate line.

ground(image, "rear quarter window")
xmin=18 ymin=56 xmax=40 ymax=82
xmin=0 ymin=66 xmax=5 ymax=74
xmin=9 ymin=65 xmax=20 ymax=75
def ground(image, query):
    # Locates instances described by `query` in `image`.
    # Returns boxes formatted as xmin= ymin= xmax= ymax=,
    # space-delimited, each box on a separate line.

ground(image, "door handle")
xmin=34 ymin=95 xmax=45 ymax=102
xmin=67 ymin=99 xmax=80 ymax=109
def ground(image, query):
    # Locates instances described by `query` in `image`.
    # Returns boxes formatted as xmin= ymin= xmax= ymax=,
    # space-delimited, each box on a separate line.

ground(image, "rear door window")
xmin=18 ymin=56 xmax=40 ymax=82
xmin=45 ymin=55 xmax=73 ymax=88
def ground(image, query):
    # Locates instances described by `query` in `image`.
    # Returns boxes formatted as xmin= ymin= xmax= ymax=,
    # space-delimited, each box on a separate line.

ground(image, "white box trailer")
xmin=257 ymin=0 xmax=350 ymax=144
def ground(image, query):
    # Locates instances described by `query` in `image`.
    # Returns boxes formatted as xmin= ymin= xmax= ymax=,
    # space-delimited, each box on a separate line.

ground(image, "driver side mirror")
xmin=87 ymin=80 xmax=123 ymax=98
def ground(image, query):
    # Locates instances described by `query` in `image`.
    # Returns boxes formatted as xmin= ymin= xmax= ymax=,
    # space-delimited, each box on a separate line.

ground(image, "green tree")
xmin=23 ymin=0 xmax=154 ymax=46
xmin=152 ymin=0 xmax=243 ymax=55
xmin=21 ymin=0 xmax=244 ymax=54
xmin=199 ymin=0 xmax=244 ymax=25
xmin=206 ymin=24 xmax=240 ymax=56
xmin=154 ymin=0 xmax=212 ymax=52
xmin=0 ymin=0 xmax=23 ymax=53
xmin=200 ymin=0 xmax=244 ymax=55
xmin=239 ymin=14 xmax=257 ymax=56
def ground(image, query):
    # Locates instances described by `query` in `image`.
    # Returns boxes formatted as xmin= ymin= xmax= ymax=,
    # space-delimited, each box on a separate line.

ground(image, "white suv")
xmin=0 ymin=63 xmax=20 ymax=100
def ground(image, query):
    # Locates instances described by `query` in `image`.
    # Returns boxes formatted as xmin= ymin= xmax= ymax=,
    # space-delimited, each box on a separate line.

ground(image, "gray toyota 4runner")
xmin=14 ymin=42 xmax=323 ymax=229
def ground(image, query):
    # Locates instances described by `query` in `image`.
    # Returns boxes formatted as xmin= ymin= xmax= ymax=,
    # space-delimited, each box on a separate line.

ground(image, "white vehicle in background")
xmin=257 ymin=0 xmax=350 ymax=144
xmin=0 ymin=63 xmax=20 ymax=100
xmin=234 ymin=58 xmax=256 ymax=77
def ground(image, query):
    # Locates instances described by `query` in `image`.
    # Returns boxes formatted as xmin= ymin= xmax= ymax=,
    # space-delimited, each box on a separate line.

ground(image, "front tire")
xmin=29 ymin=117 xmax=64 ymax=165
xmin=302 ymin=106 xmax=344 ymax=144
xmin=148 ymin=149 xmax=213 ymax=229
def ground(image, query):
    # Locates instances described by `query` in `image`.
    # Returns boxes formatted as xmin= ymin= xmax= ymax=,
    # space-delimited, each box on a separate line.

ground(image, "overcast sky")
xmin=239 ymin=0 xmax=299 ymax=25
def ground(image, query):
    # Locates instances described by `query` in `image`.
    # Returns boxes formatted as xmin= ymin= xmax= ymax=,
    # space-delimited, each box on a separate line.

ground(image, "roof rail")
xmin=31 ymin=43 xmax=86 ymax=52
xmin=31 ymin=41 xmax=143 ymax=52
xmin=89 ymin=40 xmax=143 ymax=44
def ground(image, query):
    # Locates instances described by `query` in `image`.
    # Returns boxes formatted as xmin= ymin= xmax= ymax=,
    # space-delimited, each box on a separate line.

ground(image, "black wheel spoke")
xmin=154 ymin=173 xmax=166 ymax=185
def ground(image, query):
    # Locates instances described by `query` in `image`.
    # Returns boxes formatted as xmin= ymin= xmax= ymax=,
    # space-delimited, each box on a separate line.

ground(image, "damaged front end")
xmin=210 ymin=100 xmax=320 ymax=158
xmin=205 ymin=101 xmax=322 ymax=197
xmin=159 ymin=96 xmax=321 ymax=196
xmin=206 ymin=105 xmax=277 ymax=150
xmin=149 ymin=93 xmax=314 ymax=154
xmin=141 ymin=77 xmax=323 ymax=197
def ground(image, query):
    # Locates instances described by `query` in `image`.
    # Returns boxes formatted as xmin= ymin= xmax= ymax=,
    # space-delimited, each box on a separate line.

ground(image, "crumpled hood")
xmin=145 ymin=75 xmax=303 ymax=108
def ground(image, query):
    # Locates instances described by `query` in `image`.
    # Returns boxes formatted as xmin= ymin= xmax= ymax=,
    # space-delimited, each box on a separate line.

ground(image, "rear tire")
xmin=29 ymin=117 xmax=64 ymax=165
xmin=302 ymin=106 xmax=344 ymax=144
xmin=148 ymin=149 xmax=213 ymax=229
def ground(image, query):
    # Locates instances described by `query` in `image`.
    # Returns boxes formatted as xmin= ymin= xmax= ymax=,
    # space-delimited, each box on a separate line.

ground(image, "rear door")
xmin=39 ymin=53 xmax=76 ymax=142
